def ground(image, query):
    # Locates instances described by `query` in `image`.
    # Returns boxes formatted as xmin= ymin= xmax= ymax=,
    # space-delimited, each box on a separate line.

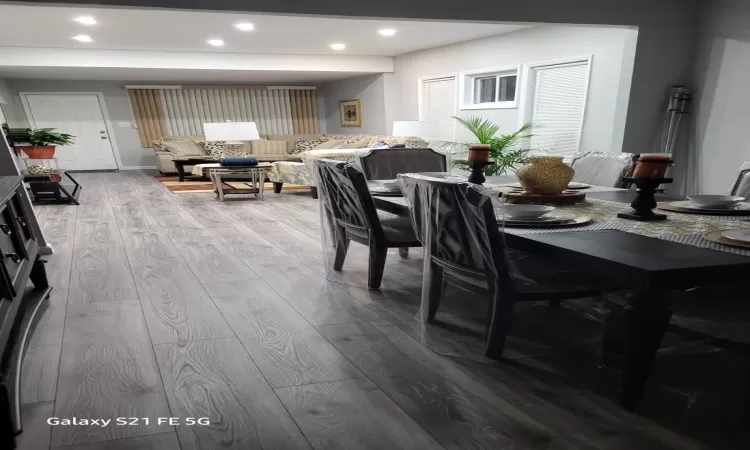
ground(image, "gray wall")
xmin=41 ymin=0 xmax=701 ymax=157
xmin=321 ymin=74 xmax=387 ymax=135
xmin=387 ymin=25 xmax=637 ymax=151
xmin=0 ymin=78 xmax=11 ymax=106
xmin=3 ymin=79 xmax=153 ymax=168
xmin=692 ymin=0 xmax=750 ymax=194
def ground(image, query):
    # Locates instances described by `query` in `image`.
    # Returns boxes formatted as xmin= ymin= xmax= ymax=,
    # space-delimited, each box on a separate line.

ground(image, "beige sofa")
xmin=153 ymin=134 xmax=319 ymax=174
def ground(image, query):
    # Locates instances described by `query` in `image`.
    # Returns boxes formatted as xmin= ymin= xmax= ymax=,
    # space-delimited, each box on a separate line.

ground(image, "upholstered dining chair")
xmin=399 ymin=173 xmax=613 ymax=358
xmin=570 ymin=152 xmax=636 ymax=188
xmin=729 ymin=161 xmax=750 ymax=198
xmin=359 ymin=148 xmax=447 ymax=180
xmin=314 ymin=159 xmax=421 ymax=289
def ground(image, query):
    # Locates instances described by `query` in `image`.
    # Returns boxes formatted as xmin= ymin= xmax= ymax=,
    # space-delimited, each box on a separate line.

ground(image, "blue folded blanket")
xmin=220 ymin=157 xmax=258 ymax=166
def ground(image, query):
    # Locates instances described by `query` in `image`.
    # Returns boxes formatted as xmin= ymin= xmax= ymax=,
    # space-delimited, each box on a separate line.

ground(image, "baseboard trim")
xmin=121 ymin=165 xmax=158 ymax=170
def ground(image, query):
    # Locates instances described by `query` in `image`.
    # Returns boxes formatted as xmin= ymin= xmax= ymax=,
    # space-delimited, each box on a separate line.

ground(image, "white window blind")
xmin=529 ymin=61 xmax=590 ymax=157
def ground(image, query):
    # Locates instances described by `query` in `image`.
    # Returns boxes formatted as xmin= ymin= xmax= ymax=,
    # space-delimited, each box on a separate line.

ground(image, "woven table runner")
xmin=504 ymin=199 xmax=750 ymax=239
xmin=657 ymin=233 xmax=750 ymax=256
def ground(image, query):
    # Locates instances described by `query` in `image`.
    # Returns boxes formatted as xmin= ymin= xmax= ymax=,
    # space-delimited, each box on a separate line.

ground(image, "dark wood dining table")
xmin=371 ymin=184 xmax=750 ymax=411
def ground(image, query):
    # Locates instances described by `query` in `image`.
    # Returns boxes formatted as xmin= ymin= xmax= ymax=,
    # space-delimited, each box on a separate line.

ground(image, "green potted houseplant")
xmin=2 ymin=126 xmax=75 ymax=158
xmin=446 ymin=116 xmax=533 ymax=175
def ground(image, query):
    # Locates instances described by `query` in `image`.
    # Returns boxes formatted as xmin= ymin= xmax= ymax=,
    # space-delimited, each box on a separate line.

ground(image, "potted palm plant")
xmin=447 ymin=116 xmax=533 ymax=175
xmin=2 ymin=126 xmax=75 ymax=158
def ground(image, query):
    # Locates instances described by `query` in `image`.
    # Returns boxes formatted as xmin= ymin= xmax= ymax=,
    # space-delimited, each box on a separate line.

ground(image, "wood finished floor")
xmin=16 ymin=171 xmax=716 ymax=449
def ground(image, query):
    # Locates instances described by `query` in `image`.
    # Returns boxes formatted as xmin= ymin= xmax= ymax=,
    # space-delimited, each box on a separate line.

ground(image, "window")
xmin=459 ymin=68 xmax=518 ymax=110
xmin=524 ymin=59 xmax=591 ymax=157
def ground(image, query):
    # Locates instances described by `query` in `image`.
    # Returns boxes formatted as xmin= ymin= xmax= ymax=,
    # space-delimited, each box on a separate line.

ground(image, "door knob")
xmin=101 ymin=136 xmax=108 ymax=139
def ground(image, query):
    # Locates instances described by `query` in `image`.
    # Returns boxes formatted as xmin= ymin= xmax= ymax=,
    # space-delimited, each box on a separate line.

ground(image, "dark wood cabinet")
xmin=0 ymin=176 xmax=52 ymax=449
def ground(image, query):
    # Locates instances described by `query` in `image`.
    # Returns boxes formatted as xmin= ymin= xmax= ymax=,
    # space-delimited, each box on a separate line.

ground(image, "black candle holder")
xmin=616 ymin=177 xmax=673 ymax=221
xmin=467 ymin=160 xmax=492 ymax=185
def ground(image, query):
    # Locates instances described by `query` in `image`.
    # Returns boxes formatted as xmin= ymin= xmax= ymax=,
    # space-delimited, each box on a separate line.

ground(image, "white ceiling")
xmin=0 ymin=5 xmax=532 ymax=57
xmin=0 ymin=66 xmax=370 ymax=83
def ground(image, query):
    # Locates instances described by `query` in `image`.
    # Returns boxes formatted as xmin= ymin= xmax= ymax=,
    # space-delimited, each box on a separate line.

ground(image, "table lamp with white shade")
xmin=391 ymin=120 xmax=440 ymax=140
xmin=203 ymin=122 xmax=260 ymax=157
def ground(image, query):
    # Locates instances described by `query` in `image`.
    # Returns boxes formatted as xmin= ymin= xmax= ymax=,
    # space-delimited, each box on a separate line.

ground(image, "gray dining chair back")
xmin=315 ymin=159 xmax=378 ymax=238
xmin=570 ymin=152 xmax=635 ymax=187
xmin=359 ymin=148 xmax=447 ymax=180
xmin=399 ymin=173 xmax=517 ymax=356
xmin=314 ymin=159 xmax=420 ymax=289
xmin=729 ymin=161 xmax=750 ymax=197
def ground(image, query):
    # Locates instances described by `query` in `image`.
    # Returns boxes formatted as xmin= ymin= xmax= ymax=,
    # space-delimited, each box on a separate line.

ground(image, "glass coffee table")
xmin=204 ymin=163 xmax=273 ymax=201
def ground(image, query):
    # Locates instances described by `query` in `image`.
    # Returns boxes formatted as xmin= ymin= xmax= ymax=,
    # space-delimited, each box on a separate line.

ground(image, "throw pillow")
xmin=311 ymin=139 xmax=344 ymax=150
xmin=202 ymin=141 xmax=226 ymax=158
xmin=163 ymin=140 xmax=208 ymax=157
xmin=291 ymin=138 xmax=329 ymax=154
xmin=333 ymin=141 xmax=369 ymax=149
xmin=251 ymin=140 xmax=287 ymax=155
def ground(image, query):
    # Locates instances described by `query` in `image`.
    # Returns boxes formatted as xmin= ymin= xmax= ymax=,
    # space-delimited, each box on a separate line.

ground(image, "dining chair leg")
xmin=484 ymin=289 xmax=516 ymax=359
xmin=398 ymin=247 xmax=409 ymax=258
xmin=421 ymin=259 xmax=444 ymax=324
xmin=368 ymin=244 xmax=388 ymax=289
xmin=333 ymin=227 xmax=349 ymax=271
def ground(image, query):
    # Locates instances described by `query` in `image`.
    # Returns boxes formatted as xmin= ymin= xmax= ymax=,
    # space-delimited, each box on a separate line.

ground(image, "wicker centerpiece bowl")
xmin=516 ymin=156 xmax=575 ymax=195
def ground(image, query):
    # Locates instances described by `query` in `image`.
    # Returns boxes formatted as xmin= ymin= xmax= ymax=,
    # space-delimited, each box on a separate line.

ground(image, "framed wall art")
xmin=339 ymin=99 xmax=362 ymax=127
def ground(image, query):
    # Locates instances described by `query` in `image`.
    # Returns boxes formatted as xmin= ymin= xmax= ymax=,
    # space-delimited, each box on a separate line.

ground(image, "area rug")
xmin=155 ymin=176 xmax=309 ymax=194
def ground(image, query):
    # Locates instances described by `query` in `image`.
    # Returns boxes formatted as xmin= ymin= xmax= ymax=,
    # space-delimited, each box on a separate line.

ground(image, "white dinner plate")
xmin=671 ymin=200 xmax=750 ymax=212
xmin=501 ymin=214 xmax=592 ymax=228
xmin=501 ymin=212 xmax=576 ymax=224
xmin=721 ymin=229 xmax=750 ymax=244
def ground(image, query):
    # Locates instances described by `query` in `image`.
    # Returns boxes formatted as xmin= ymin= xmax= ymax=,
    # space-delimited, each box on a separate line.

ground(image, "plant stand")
xmin=23 ymin=171 xmax=81 ymax=205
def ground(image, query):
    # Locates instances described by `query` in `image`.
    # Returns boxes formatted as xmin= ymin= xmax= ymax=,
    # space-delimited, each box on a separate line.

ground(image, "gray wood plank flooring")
xmin=203 ymin=279 xmax=363 ymax=388
xmin=28 ymin=288 xmax=68 ymax=348
xmin=52 ymin=301 xmax=173 ymax=447
xmin=275 ymin=377 xmax=442 ymax=450
xmin=17 ymin=401 xmax=55 ymax=450
xmin=252 ymin=261 xmax=380 ymax=326
xmin=153 ymin=338 xmax=311 ymax=450
xmin=67 ymin=243 xmax=139 ymax=306
xmin=132 ymin=261 xmax=234 ymax=344
xmin=51 ymin=433 xmax=181 ymax=450
xmin=21 ymin=344 xmax=61 ymax=403
xmin=18 ymin=170 xmax=706 ymax=450
xmin=317 ymin=320 xmax=569 ymax=449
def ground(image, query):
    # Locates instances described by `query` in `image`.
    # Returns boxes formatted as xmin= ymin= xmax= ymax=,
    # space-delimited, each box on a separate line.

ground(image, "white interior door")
xmin=22 ymin=93 xmax=118 ymax=170
xmin=420 ymin=76 xmax=456 ymax=141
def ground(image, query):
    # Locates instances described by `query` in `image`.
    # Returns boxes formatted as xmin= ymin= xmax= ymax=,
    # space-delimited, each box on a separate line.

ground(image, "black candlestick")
xmin=467 ymin=160 xmax=491 ymax=185
xmin=616 ymin=177 xmax=673 ymax=221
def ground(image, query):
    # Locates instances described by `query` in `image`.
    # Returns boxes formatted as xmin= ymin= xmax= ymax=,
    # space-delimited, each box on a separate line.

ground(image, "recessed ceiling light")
xmin=378 ymin=28 xmax=397 ymax=37
xmin=73 ymin=16 xmax=97 ymax=25
xmin=234 ymin=22 xmax=255 ymax=31
xmin=330 ymin=43 xmax=346 ymax=51
xmin=72 ymin=34 xmax=93 ymax=43
xmin=207 ymin=39 xmax=225 ymax=47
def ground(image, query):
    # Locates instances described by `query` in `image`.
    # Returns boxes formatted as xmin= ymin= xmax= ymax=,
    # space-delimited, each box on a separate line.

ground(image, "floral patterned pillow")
xmin=202 ymin=141 xmax=225 ymax=158
xmin=291 ymin=138 xmax=329 ymax=154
